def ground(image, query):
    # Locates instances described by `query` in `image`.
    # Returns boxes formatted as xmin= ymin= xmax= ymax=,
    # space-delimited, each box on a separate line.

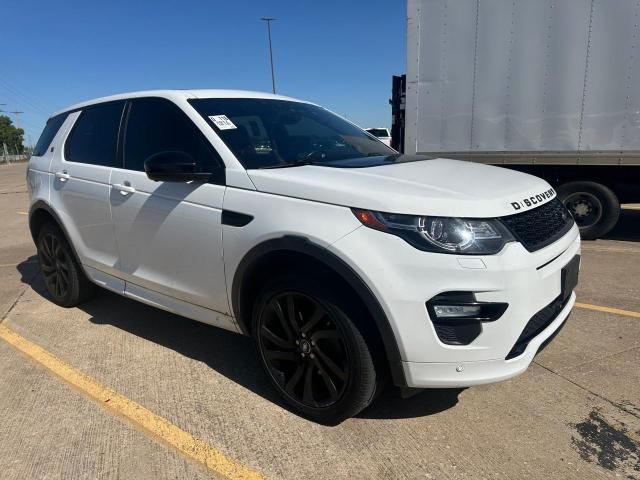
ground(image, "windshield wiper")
xmin=257 ymin=153 xmax=398 ymax=169
xmin=258 ymin=159 xmax=325 ymax=169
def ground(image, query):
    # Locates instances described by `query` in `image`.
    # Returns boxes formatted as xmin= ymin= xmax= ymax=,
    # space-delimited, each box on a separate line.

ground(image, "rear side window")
xmin=65 ymin=101 xmax=125 ymax=166
xmin=32 ymin=113 xmax=69 ymax=157
xmin=123 ymin=98 xmax=222 ymax=174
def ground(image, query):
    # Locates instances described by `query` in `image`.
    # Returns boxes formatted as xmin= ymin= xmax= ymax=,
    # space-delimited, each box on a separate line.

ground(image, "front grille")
xmin=506 ymin=295 xmax=570 ymax=359
xmin=501 ymin=198 xmax=574 ymax=252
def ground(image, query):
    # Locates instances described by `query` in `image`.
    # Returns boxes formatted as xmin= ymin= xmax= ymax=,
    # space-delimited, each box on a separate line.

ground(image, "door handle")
xmin=112 ymin=182 xmax=136 ymax=195
xmin=55 ymin=170 xmax=70 ymax=182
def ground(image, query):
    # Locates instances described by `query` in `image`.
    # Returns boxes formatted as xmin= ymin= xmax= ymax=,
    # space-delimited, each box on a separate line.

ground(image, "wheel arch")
xmin=29 ymin=200 xmax=84 ymax=268
xmin=230 ymin=235 xmax=406 ymax=386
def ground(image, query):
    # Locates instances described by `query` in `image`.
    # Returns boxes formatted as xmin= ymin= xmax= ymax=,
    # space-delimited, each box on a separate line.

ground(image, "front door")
xmin=110 ymin=97 xmax=229 ymax=315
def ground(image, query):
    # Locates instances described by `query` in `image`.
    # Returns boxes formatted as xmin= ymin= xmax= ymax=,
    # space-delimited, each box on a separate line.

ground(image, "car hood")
xmin=246 ymin=157 xmax=556 ymax=218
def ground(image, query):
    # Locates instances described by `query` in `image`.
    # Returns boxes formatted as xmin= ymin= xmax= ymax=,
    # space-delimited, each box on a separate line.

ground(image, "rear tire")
xmin=252 ymin=274 xmax=379 ymax=424
xmin=36 ymin=223 xmax=96 ymax=307
xmin=557 ymin=181 xmax=620 ymax=239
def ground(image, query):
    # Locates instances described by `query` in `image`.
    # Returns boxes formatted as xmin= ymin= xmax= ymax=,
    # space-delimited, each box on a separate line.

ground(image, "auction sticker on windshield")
xmin=209 ymin=115 xmax=237 ymax=130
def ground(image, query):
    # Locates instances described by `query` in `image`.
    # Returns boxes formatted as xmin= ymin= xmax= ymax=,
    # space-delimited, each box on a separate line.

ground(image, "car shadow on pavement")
xmin=18 ymin=257 xmax=461 ymax=423
xmin=358 ymin=387 xmax=463 ymax=420
xmin=603 ymin=209 xmax=640 ymax=242
xmin=17 ymin=255 xmax=41 ymax=285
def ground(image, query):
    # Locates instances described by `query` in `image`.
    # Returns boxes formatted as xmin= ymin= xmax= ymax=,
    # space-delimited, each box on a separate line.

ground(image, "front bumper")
xmin=402 ymin=292 xmax=574 ymax=387
xmin=330 ymin=222 xmax=581 ymax=388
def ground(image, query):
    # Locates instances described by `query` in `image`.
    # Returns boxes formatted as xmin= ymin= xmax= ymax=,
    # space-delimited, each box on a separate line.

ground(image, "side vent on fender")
xmin=221 ymin=210 xmax=254 ymax=227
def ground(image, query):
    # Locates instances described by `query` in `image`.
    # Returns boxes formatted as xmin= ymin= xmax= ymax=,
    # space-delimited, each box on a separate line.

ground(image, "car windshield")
xmin=189 ymin=98 xmax=396 ymax=169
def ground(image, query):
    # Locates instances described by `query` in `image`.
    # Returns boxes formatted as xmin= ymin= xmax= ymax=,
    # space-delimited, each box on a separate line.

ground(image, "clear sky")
xmin=1 ymin=0 xmax=406 ymax=146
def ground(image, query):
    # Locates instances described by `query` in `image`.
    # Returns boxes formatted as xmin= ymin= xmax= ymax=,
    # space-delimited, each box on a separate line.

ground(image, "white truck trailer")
xmin=392 ymin=0 xmax=640 ymax=238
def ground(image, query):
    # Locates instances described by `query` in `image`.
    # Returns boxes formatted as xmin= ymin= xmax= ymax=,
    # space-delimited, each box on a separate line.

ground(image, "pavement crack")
xmin=0 ymin=189 xmax=28 ymax=195
xmin=0 ymin=272 xmax=39 ymax=325
xmin=534 ymin=361 xmax=640 ymax=420
xmin=543 ymin=344 xmax=640 ymax=374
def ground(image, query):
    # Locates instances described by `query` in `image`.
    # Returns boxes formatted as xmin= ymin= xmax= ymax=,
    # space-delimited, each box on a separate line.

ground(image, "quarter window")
xmin=33 ymin=113 xmax=69 ymax=157
xmin=65 ymin=101 xmax=125 ymax=166
xmin=123 ymin=98 xmax=222 ymax=176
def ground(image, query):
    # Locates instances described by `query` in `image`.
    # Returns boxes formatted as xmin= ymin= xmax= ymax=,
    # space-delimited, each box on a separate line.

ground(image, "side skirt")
xmin=84 ymin=266 xmax=241 ymax=334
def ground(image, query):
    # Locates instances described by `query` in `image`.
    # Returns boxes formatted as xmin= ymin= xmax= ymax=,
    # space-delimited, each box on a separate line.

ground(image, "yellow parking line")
xmin=0 ymin=324 xmax=264 ymax=480
xmin=575 ymin=302 xmax=640 ymax=319
xmin=16 ymin=211 xmax=28 ymax=215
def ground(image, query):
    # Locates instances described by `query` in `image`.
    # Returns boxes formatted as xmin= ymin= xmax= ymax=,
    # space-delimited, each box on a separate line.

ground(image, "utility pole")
xmin=10 ymin=111 xmax=23 ymax=130
xmin=261 ymin=17 xmax=277 ymax=94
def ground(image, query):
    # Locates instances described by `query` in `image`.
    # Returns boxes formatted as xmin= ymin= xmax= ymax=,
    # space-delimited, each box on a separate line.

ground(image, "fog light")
xmin=433 ymin=305 xmax=483 ymax=318
xmin=427 ymin=292 xmax=508 ymax=323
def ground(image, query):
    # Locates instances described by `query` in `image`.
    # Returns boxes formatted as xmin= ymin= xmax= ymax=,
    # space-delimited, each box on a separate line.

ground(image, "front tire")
xmin=37 ymin=223 xmax=96 ymax=307
xmin=558 ymin=181 xmax=620 ymax=239
xmin=253 ymin=275 xmax=378 ymax=424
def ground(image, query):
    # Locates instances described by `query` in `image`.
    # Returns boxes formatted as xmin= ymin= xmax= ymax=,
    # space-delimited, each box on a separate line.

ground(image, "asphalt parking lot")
xmin=1 ymin=162 xmax=639 ymax=479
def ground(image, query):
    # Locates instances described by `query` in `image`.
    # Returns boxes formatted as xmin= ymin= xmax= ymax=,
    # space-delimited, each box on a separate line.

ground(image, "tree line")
xmin=0 ymin=115 xmax=25 ymax=154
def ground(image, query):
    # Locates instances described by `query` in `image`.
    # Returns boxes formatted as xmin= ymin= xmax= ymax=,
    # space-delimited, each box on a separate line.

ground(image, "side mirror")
xmin=144 ymin=151 xmax=213 ymax=182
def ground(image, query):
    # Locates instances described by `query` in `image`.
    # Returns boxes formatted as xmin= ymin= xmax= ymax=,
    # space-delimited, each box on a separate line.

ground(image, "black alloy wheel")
xmin=37 ymin=223 xmax=96 ymax=307
xmin=39 ymin=230 xmax=71 ymax=300
xmin=253 ymin=275 xmax=379 ymax=423
xmin=258 ymin=291 xmax=349 ymax=408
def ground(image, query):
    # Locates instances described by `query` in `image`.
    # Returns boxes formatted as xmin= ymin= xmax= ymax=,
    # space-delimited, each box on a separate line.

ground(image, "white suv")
xmin=27 ymin=90 xmax=580 ymax=423
xmin=364 ymin=128 xmax=391 ymax=146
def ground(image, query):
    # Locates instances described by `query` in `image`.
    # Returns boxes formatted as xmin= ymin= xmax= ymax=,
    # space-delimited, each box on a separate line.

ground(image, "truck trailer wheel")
xmin=557 ymin=181 xmax=620 ymax=240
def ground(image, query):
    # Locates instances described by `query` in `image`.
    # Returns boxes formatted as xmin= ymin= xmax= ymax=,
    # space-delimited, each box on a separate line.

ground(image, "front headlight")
xmin=352 ymin=209 xmax=514 ymax=254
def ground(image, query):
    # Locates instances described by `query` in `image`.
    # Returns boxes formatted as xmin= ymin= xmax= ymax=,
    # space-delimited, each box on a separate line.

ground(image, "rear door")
xmin=50 ymin=101 xmax=126 ymax=289
xmin=110 ymin=97 xmax=230 ymax=316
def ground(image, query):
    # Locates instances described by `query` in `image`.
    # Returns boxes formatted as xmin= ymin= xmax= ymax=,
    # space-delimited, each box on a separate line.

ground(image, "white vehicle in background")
xmin=365 ymin=128 xmax=391 ymax=147
xmin=28 ymin=89 xmax=579 ymax=423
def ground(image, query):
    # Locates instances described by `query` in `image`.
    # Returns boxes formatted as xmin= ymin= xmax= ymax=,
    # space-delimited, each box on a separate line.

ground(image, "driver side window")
xmin=123 ymin=98 xmax=223 ymax=179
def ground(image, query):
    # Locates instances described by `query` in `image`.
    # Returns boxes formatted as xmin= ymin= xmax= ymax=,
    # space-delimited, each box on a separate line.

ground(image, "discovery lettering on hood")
xmin=510 ymin=188 xmax=556 ymax=211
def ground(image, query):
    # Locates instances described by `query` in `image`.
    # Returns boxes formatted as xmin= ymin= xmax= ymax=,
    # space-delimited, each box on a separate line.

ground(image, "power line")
xmin=5 ymin=78 xmax=50 ymax=107
xmin=0 ymin=94 xmax=47 ymax=119
xmin=9 ymin=111 xmax=23 ymax=130
xmin=0 ymin=75 xmax=53 ymax=113
xmin=13 ymin=118 xmax=41 ymax=131
xmin=0 ymin=108 xmax=40 ymax=128
xmin=0 ymin=78 xmax=50 ymax=117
